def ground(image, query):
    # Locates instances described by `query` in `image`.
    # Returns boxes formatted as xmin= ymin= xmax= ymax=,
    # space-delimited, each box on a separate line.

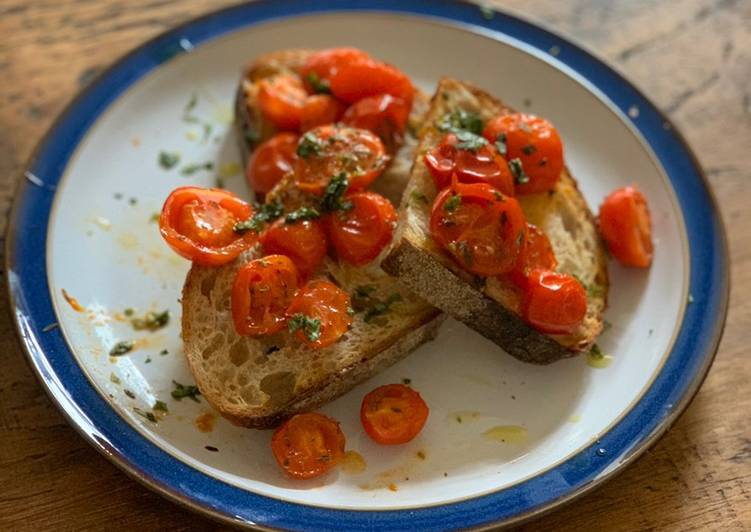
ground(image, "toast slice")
xmin=180 ymin=51 xmax=442 ymax=429
xmin=382 ymin=78 xmax=608 ymax=364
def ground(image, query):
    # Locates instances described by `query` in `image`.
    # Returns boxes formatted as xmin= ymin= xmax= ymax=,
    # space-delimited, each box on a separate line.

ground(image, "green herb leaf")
xmin=149 ymin=212 xmax=160 ymax=223
xmin=131 ymin=310 xmax=170 ymax=332
xmin=297 ymin=131 xmax=325 ymax=159
xmin=134 ymin=407 xmax=157 ymax=423
xmin=320 ymin=173 xmax=353 ymax=213
xmin=495 ymin=133 xmax=507 ymax=156
xmin=110 ymin=340 xmax=134 ymax=356
xmin=454 ymin=130 xmax=488 ymax=151
xmin=589 ymin=344 xmax=605 ymax=360
xmin=180 ymin=161 xmax=214 ymax=176
xmin=363 ymin=293 xmax=402 ymax=323
xmin=437 ymin=109 xmax=484 ymax=135
xmin=306 ymin=72 xmax=331 ymax=94
xmin=479 ymin=4 xmax=495 ymax=19
xmin=288 ymin=314 xmax=322 ymax=342
xmin=171 ymin=380 xmax=201 ymax=402
xmin=153 ymin=400 xmax=169 ymax=412
xmin=355 ymin=285 xmax=377 ymax=298
xmin=522 ymin=144 xmax=537 ymax=155
xmin=233 ymin=201 xmax=284 ymax=233
xmin=183 ymin=93 xmax=199 ymax=121
xmin=158 ymin=151 xmax=181 ymax=170
xmin=285 ymin=206 xmax=321 ymax=224
xmin=444 ymin=194 xmax=462 ymax=213
xmin=410 ymin=191 xmax=429 ymax=205
xmin=201 ymin=122 xmax=213 ymax=143
xmin=110 ymin=373 xmax=121 ymax=385
xmin=508 ymin=158 xmax=530 ymax=185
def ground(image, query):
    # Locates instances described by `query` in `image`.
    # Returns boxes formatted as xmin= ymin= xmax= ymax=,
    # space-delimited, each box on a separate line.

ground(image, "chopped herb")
xmin=603 ymin=320 xmax=613 ymax=332
xmin=449 ymin=241 xmax=473 ymax=267
xmin=454 ymin=130 xmax=488 ymax=151
xmin=110 ymin=373 xmax=121 ymax=385
xmin=124 ymin=389 xmax=135 ymax=399
xmin=297 ymin=131 xmax=325 ymax=159
xmin=402 ymin=378 xmax=412 ymax=385
xmin=285 ymin=206 xmax=320 ymax=224
xmin=42 ymin=322 xmax=59 ymax=332
xmin=145 ymin=357 xmax=152 ymax=364
xmin=410 ymin=191 xmax=429 ymax=205
xmin=437 ymin=109 xmax=484 ymax=135
xmin=182 ymin=93 xmax=199 ymax=122
xmin=149 ymin=212 xmax=160 ymax=223
xmin=522 ymin=144 xmax=537 ymax=155
xmin=233 ymin=201 xmax=284 ymax=233
xmin=479 ymin=4 xmax=494 ymax=19
xmin=444 ymin=194 xmax=462 ymax=212
xmin=508 ymin=158 xmax=530 ymax=185
xmin=128 ymin=197 xmax=138 ymax=206
xmin=171 ymin=380 xmax=201 ymax=402
xmin=180 ymin=161 xmax=214 ymax=176
xmin=124 ymin=308 xmax=134 ymax=317
xmin=160 ymin=349 xmax=169 ymax=356
xmin=495 ymin=133 xmax=507 ymax=156
xmin=114 ymin=192 xmax=124 ymax=200
xmin=355 ymin=285 xmax=377 ymax=298
xmin=131 ymin=309 xmax=170 ymax=331
xmin=110 ymin=340 xmax=134 ymax=356
xmin=306 ymin=72 xmax=331 ymax=94
xmin=346 ymin=306 xmax=355 ymax=316
xmin=214 ymin=176 xmax=225 ymax=188
xmin=320 ymin=173 xmax=353 ymax=213
xmin=205 ymin=445 xmax=219 ymax=452
xmin=288 ymin=314 xmax=322 ymax=342
xmin=153 ymin=400 xmax=169 ymax=412
xmin=588 ymin=283 xmax=606 ymax=299
xmin=134 ymin=407 xmax=157 ymax=423
xmin=589 ymin=344 xmax=605 ymax=360
xmin=363 ymin=293 xmax=402 ymax=323
xmin=158 ymin=151 xmax=180 ymax=170
xmin=201 ymin=122 xmax=213 ymax=143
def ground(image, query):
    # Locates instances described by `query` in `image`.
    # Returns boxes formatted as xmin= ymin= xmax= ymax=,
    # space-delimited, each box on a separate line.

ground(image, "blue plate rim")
xmin=4 ymin=1 xmax=729 ymax=530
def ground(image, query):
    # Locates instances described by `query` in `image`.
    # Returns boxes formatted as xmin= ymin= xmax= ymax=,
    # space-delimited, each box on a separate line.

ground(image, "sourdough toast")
xmin=382 ymin=78 xmax=608 ymax=364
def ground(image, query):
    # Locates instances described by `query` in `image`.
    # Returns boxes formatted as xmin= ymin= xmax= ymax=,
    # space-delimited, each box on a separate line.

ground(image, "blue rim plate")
xmin=5 ymin=1 xmax=729 ymax=530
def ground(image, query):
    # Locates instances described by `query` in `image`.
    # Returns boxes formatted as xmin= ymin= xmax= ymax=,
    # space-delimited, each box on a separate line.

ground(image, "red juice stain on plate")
xmin=194 ymin=411 xmax=216 ymax=433
xmin=61 ymin=288 xmax=85 ymax=312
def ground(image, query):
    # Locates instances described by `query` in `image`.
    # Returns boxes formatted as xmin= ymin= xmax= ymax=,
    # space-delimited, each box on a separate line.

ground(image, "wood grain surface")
xmin=1 ymin=1 xmax=749 ymax=530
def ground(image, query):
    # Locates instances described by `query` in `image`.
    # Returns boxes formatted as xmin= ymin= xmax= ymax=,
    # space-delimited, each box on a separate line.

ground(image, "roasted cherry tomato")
xmin=599 ymin=186 xmax=653 ymax=268
xmin=247 ymin=132 xmax=298 ymax=195
xmin=300 ymin=47 xmax=371 ymax=93
xmin=271 ymin=412 xmax=346 ymax=479
xmin=325 ymin=192 xmax=397 ymax=266
xmin=257 ymin=74 xmax=307 ymax=131
xmin=430 ymin=180 xmax=526 ymax=277
xmin=508 ymin=223 xmax=558 ymax=286
xmin=341 ymin=94 xmax=410 ymax=151
xmin=521 ymin=269 xmax=587 ymax=334
xmin=424 ymin=133 xmax=515 ymax=196
xmin=360 ymin=384 xmax=429 ymax=445
xmin=285 ymin=279 xmax=353 ymax=348
xmin=300 ymin=94 xmax=346 ymax=132
xmin=329 ymin=57 xmax=414 ymax=105
xmin=231 ymin=255 xmax=300 ymax=336
xmin=159 ymin=187 xmax=256 ymax=266
xmin=483 ymin=113 xmax=563 ymax=195
xmin=260 ymin=218 xmax=328 ymax=279
xmin=293 ymin=125 xmax=388 ymax=194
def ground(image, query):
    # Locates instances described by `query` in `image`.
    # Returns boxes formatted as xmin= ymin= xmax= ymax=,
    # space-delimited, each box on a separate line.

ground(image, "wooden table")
xmin=1 ymin=1 xmax=748 ymax=530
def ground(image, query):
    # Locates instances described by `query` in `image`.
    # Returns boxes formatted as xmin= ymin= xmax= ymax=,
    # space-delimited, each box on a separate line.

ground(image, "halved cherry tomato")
xmin=294 ymin=125 xmax=388 ymax=195
xmin=159 ymin=187 xmax=256 ymax=266
xmin=325 ymin=192 xmax=397 ymax=266
xmin=257 ymin=74 xmax=307 ymax=131
xmin=231 ymin=255 xmax=300 ymax=336
xmin=430 ymin=180 xmax=526 ymax=276
xmin=260 ymin=218 xmax=327 ymax=279
xmin=521 ymin=269 xmax=587 ymax=334
xmin=271 ymin=412 xmax=346 ymax=479
xmin=424 ymin=133 xmax=515 ymax=196
xmin=360 ymin=384 xmax=429 ymax=445
xmin=285 ymin=279 xmax=353 ymax=348
xmin=483 ymin=113 xmax=563 ymax=195
xmin=247 ymin=132 xmax=298 ymax=195
xmin=300 ymin=94 xmax=346 ymax=132
xmin=300 ymin=47 xmax=371 ymax=93
xmin=599 ymin=186 xmax=653 ymax=268
xmin=341 ymin=94 xmax=410 ymax=151
xmin=507 ymin=223 xmax=558 ymax=286
xmin=329 ymin=57 xmax=414 ymax=105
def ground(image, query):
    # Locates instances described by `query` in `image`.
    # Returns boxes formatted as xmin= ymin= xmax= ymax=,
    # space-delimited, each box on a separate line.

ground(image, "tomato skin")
xmin=260 ymin=218 xmax=328 ymax=279
xmin=300 ymin=94 xmax=346 ymax=132
xmin=160 ymin=187 xmax=256 ymax=266
xmin=360 ymin=384 xmax=429 ymax=445
xmin=522 ymin=269 xmax=587 ymax=335
xmin=300 ymin=47 xmax=371 ymax=92
xmin=507 ymin=223 xmax=558 ymax=286
xmin=325 ymin=192 xmax=397 ymax=266
xmin=271 ymin=412 xmax=346 ymax=479
xmin=482 ymin=113 xmax=563 ymax=195
xmin=294 ymin=125 xmax=388 ymax=195
xmin=231 ymin=255 xmax=300 ymax=336
xmin=341 ymin=94 xmax=410 ymax=151
xmin=258 ymin=74 xmax=307 ymax=131
xmin=430 ymin=181 xmax=527 ymax=277
xmin=247 ymin=133 xmax=299 ymax=195
xmin=329 ymin=58 xmax=414 ymax=105
xmin=285 ymin=280 xmax=353 ymax=348
xmin=599 ymin=186 xmax=653 ymax=268
xmin=424 ymin=134 xmax=515 ymax=196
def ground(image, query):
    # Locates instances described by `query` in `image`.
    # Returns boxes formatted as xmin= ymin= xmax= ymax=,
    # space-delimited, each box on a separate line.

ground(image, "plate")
xmin=5 ymin=1 xmax=729 ymax=530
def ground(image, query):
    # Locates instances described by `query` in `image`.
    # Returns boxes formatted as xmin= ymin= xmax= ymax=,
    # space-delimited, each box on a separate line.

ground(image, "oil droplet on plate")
xmin=117 ymin=232 xmax=139 ymax=250
xmin=340 ymin=450 xmax=367 ymax=475
xmin=195 ymin=411 xmax=216 ymax=433
xmin=388 ymin=483 xmax=398 ymax=492
xmin=587 ymin=351 xmax=614 ymax=369
xmin=482 ymin=425 xmax=528 ymax=444
xmin=568 ymin=414 xmax=581 ymax=423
